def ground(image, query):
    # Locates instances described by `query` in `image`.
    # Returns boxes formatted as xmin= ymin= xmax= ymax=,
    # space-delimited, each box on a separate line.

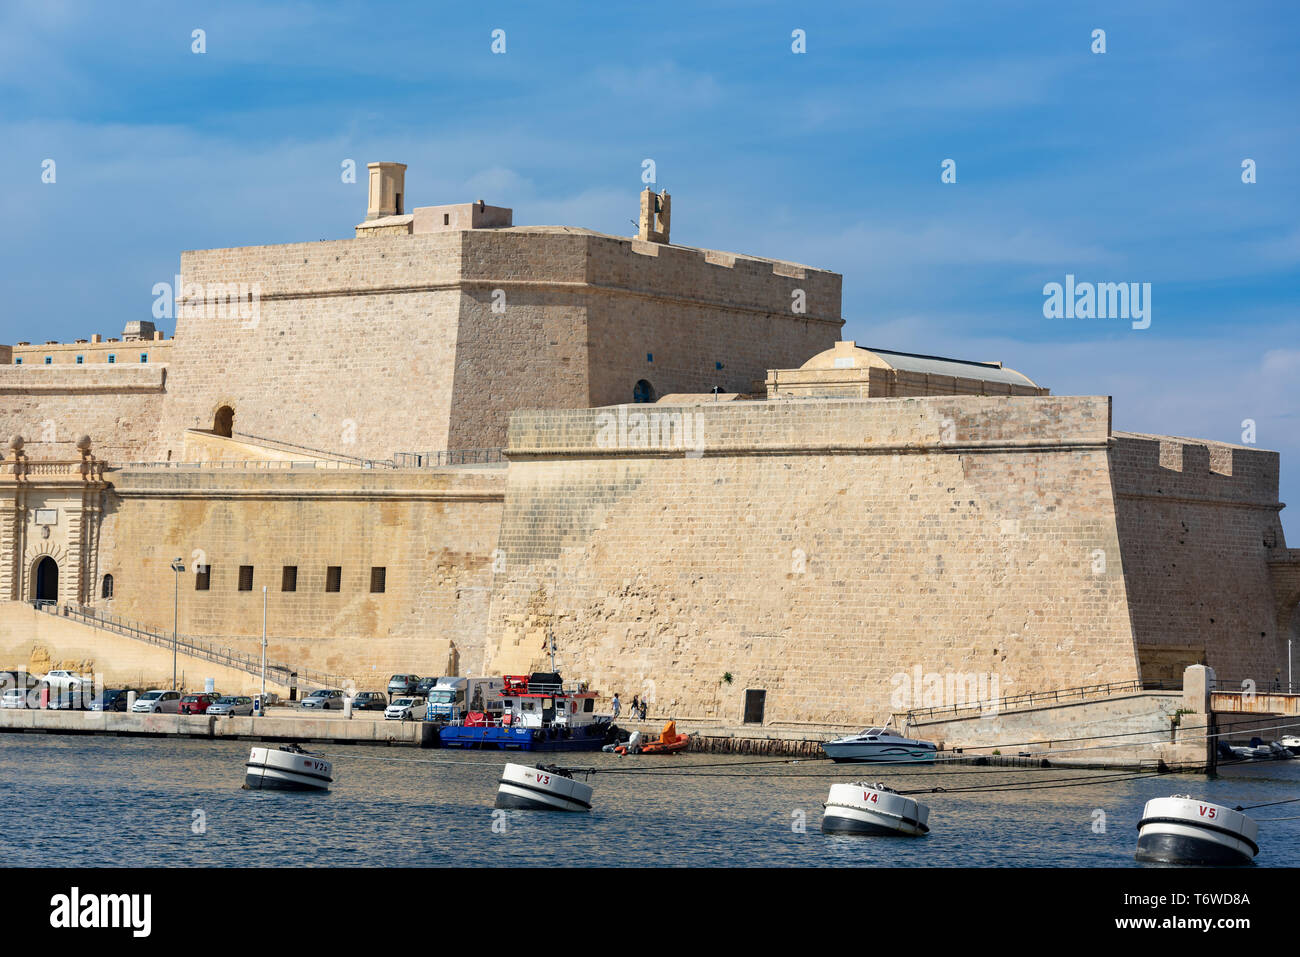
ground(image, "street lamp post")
xmin=169 ymin=558 xmax=185 ymax=690
xmin=261 ymin=585 xmax=268 ymax=703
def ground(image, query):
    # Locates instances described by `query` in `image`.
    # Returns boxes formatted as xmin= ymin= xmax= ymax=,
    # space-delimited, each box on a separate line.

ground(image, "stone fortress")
xmin=2 ymin=161 xmax=1298 ymax=730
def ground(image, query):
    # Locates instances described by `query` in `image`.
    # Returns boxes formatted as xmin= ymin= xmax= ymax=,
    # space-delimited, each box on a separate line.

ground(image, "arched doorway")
xmin=214 ymin=405 xmax=234 ymax=438
xmin=34 ymin=556 xmax=58 ymax=606
xmin=633 ymin=379 xmax=655 ymax=403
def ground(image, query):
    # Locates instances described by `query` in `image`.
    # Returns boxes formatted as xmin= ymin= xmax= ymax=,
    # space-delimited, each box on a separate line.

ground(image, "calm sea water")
xmin=1 ymin=735 xmax=1297 ymax=867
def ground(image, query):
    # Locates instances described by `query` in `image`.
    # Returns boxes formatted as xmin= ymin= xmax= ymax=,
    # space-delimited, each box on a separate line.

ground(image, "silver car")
xmin=300 ymin=688 xmax=344 ymax=710
xmin=207 ymin=695 xmax=254 ymax=716
xmin=131 ymin=690 xmax=182 ymax=714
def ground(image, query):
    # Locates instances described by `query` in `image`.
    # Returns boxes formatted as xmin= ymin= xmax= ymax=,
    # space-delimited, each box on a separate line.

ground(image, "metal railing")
xmin=906 ymin=677 xmax=1178 ymax=723
xmin=32 ymin=601 xmax=347 ymax=689
xmin=392 ymin=449 xmax=504 ymax=468
xmin=230 ymin=430 xmax=389 ymax=469
xmin=113 ymin=459 xmax=369 ymax=471
xmin=113 ymin=448 xmax=506 ymax=471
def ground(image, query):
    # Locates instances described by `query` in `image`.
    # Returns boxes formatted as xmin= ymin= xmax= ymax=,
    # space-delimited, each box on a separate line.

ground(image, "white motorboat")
xmin=1135 ymin=796 xmax=1258 ymax=866
xmin=244 ymin=743 xmax=333 ymax=791
xmin=821 ymin=727 xmax=937 ymax=763
xmin=495 ymin=762 xmax=593 ymax=812
xmin=1280 ymin=735 xmax=1300 ymax=756
xmin=822 ymin=782 xmax=930 ymax=836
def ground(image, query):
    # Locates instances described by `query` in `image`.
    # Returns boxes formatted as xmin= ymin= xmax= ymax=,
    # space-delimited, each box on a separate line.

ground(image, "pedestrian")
xmin=630 ymin=694 xmax=640 ymax=717
xmin=639 ymin=700 xmax=647 ymax=721
xmin=611 ymin=692 xmax=621 ymax=719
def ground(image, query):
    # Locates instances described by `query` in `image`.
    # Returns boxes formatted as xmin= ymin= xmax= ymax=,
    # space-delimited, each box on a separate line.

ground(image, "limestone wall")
xmin=94 ymin=464 xmax=505 ymax=683
xmin=1111 ymin=431 xmax=1289 ymax=686
xmin=484 ymin=395 xmax=1141 ymax=726
xmin=0 ymin=602 xmax=291 ymax=694
xmin=0 ymin=365 xmax=168 ymax=461
xmin=152 ymin=227 xmax=842 ymax=460
xmin=153 ymin=232 xmax=465 ymax=462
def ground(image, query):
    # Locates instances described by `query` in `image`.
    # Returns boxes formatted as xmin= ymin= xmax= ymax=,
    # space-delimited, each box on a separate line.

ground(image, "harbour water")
xmin=2 ymin=735 xmax=1297 ymax=867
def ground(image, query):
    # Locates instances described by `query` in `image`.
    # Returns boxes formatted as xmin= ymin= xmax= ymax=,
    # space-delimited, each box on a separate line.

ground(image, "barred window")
xmin=370 ymin=567 xmax=386 ymax=593
xmin=195 ymin=565 xmax=211 ymax=591
xmin=325 ymin=566 xmax=342 ymax=593
xmin=282 ymin=566 xmax=297 ymax=592
xmin=238 ymin=565 xmax=254 ymax=591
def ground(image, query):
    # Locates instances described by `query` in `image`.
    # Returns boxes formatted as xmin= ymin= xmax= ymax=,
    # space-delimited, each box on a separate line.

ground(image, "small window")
xmin=443 ymin=213 xmax=450 ymax=225
xmin=76 ymin=355 xmax=84 ymax=364
xmin=238 ymin=565 xmax=254 ymax=591
xmin=325 ymin=566 xmax=342 ymax=592
xmin=13 ymin=357 xmax=20 ymax=365
xmin=44 ymin=356 xmax=52 ymax=365
xmin=195 ymin=565 xmax=211 ymax=591
xmin=646 ymin=353 xmax=653 ymax=363
xmin=107 ymin=354 xmax=115 ymax=364
xmin=715 ymin=361 xmax=724 ymax=370
xmin=281 ymin=566 xmax=297 ymax=592
xmin=583 ymin=699 xmax=594 ymax=713
xmin=139 ymin=353 xmax=148 ymax=363
xmin=101 ymin=574 xmax=114 ymax=599
xmin=370 ymin=567 xmax=386 ymax=593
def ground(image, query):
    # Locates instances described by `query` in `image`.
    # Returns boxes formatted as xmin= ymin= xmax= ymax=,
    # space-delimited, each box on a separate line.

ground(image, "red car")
xmin=179 ymin=692 xmax=219 ymax=715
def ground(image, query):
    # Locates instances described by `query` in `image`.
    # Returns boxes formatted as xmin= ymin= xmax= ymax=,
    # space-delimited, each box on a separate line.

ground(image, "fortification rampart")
xmin=0 ymin=365 xmax=168 ymax=460
xmin=485 ymin=395 xmax=1140 ymax=726
xmin=1110 ymin=431 xmax=1290 ymax=686
xmin=95 ymin=465 xmax=506 ymax=680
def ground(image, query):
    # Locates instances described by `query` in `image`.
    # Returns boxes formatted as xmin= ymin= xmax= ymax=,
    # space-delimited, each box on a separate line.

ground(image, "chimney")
xmin=366 ymin=162 xmax=407 ymax=220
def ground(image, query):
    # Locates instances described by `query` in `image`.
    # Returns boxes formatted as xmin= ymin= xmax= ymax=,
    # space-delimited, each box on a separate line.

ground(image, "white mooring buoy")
xmin=822 ymin=782 xmax=930 ymax=836
xmin=496 ymin=762 xmax=593 ymax=812
xmin=1135 ymin=796 xmax=1258 ymax=866
xmin=244 ymin=744 xmax=333 ymax=792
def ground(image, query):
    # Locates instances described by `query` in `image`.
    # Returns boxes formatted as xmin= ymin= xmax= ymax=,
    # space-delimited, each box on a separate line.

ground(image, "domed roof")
xmin=800 ymin=340 xmax=1039 ymax=388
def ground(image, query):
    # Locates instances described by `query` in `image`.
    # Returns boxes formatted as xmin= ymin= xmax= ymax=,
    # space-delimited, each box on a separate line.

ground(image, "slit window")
xmin=370 ymin=567 xmax=386 ymax=593
xmin=195 ymin=565 xmax=211 ymax=591
xmin=101 ymin=574 xmax=114 ymax=599
xmin=281 ymin=566 xmax=297 ymax=592
xmin=325 ymin=566 xmax=342 ymax=592
xmin=238 ymin=565 xmax=254 ymax=591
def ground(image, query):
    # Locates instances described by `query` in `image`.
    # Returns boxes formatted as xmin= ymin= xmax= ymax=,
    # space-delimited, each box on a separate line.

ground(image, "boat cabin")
xmin=499 ymin=673 xmax=601 ymax=730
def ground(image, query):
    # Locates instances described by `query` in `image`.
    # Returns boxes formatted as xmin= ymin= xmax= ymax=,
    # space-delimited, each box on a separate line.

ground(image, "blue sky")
xmin=2 ymin=0 xmax=1297 ymax=537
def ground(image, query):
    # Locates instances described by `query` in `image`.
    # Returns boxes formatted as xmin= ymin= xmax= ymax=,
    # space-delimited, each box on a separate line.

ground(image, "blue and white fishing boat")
xmin=821 ymin=727 xmax=938 ymax=763
xmin=438 ymin=673 xmax=619 ymax=752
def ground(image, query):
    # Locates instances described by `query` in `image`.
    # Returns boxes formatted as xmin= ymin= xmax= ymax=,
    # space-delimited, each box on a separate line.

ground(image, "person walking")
xmin=639 ymin=699 xmax=648 ymax=721
xmin=611 ymin=693 xmax=622 ymax=719
xmin=630 ymin=694 xmax=640 ymax=718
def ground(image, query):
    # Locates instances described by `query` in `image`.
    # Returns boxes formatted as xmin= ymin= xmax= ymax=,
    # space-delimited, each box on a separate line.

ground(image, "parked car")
xmin=387 ymin=674 xmax=420 ymax=698
xmin=207 ymin=695 xmax=254 ymax=716
xmin=179 ymin=692 xmax=219 ymax=715
xmin=89 ymin=689 xmax=133 ymax=712
xmin=131 ymin=690 xmax=182 ymax=714
xmin=350 ymin=691 xmax=387 ymax=711
xmin=385 ymin=696 xmax=426 ymax=721
xmin=41 ymin=669 xmax=95 ymax=709
xmin=415 ymin=677 xmax=439 ymax=697
xmin=300 ymin=688 xmax=345 ymax=710
xmin=1 ymin=687 xmax=31 ymax=709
